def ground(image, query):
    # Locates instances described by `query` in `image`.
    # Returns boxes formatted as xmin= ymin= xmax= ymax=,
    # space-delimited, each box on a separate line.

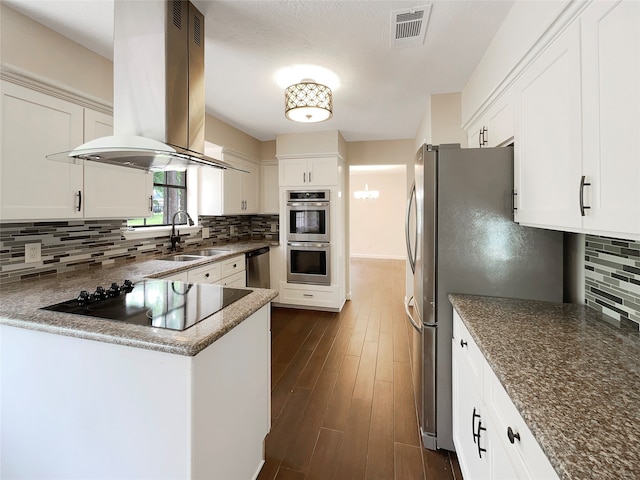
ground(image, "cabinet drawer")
xmin=162 ymin=271 xmax=189 ymax=282
xmin=217 ymin=270 xmax=246 ymax=288
xmin=453 ymin=312 xmax=484 ymax=388
xmin=188 ymin=263 xmax=221 ymax=284
xmin=280 ymin=285 xmax=336 ymax=305
xmin=220 ymin=255 xmax=245 ymax=278
xmin=484 ymin=365 xmax=559 ymax=480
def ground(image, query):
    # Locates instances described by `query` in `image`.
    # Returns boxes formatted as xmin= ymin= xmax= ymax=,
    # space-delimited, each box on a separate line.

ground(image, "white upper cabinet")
xmin=279 ymin=157 xmax=338 ymax=187
xmin=0 ymin=81 xmax=153 ymax=221
xmin=514 ymin=0 xmax=640 ymax=239
xmin=82 ymin=110 xmax=153 ymax=219
xmin=199 ymin=153 xmax=260 ymax=216
xmin=467 ymin=93 xmax=514 ymax=149
xmin=513 ymin=21 xmax=583 ymax=230
xmin=260 ymin=162 xmax=279 ymax=214
xmin=1 ymin=80 xmax=84 ymax=220
xmin=580 ymin=0 xmax=640 ymax=235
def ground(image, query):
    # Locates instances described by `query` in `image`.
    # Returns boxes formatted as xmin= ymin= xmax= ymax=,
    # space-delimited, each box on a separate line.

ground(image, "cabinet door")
xmin=452 ymin=341 xmax=491 ymax=480
xmin=486 ymin=94 xmax=514 ymax=148
xmin=198 ymin=167 xmax=224 ymax=215
xmin=241 ymin=160 xmax=259 ymax=214
xmin=308 ymin=157 xmax=338 ymax=186
xmin=580 ymin=0 xmax=640 ymax=235
xmin=279 ymin=158 xmax=308 ymax=187
xmin=82 ymin=110 xmax=153 ymax=219
xmin=222 ymin=163 xmax=244 ymax=215
xmin=467 ymin=121 xmax=484 ymax=149
xmin=0 ymin=81 xmax=84 ymax=220
xmin=513 ymin=22 xmax=582 ymax=230
xmin=260 ymin=163 xmax=279 ymax=214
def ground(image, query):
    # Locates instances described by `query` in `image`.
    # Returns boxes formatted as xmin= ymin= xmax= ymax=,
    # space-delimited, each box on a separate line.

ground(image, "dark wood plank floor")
xmin=259 ymin=258 xmax=463 ymax=480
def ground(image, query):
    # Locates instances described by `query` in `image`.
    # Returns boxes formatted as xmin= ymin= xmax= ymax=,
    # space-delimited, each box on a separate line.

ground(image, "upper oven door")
xmin=286 ymin=201 xmax=330 ymax=242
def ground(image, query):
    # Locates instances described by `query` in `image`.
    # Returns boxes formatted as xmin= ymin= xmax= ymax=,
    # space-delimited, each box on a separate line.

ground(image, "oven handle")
xmin=286 ymin=202 xmax=329 ymax=207
xmin=287 ymin=242 xmax=330 ymax=248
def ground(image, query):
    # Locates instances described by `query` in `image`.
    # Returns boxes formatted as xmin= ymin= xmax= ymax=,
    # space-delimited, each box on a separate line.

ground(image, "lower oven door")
xmin=287 ymin=242 xmax=331 ymax=286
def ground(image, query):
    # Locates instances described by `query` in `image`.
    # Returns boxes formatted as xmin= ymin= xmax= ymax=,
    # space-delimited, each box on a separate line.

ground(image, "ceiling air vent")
xmin=391 ymin=5 xmax=432 ymax=47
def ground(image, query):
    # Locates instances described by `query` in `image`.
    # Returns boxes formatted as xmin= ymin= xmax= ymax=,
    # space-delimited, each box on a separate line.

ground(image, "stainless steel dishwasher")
xmin=246 ymin=246 xmax=270 ymax=288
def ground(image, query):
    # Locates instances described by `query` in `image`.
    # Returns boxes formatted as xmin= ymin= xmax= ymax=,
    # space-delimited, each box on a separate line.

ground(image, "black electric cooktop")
xmin=41 ymin=279 xmax=251 ymax=331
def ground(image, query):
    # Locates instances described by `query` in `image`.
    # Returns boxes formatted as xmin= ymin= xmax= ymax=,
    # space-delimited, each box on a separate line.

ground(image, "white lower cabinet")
xmin=278 ymin=281 xmax=343 ymax=311
xmin=452 ymin=311 xmax=558 ymax=480
xmin=164 ymin=254 xmax=246 ymax=287
xmin=0 ymin=305 xmax=271 ymax=479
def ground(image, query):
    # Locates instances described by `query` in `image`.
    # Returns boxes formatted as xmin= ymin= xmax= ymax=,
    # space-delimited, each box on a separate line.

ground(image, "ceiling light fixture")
xmin=285 ymin=79 xmax=333 ymax=123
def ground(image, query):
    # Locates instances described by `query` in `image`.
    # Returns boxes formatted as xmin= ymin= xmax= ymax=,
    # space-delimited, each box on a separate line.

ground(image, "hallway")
xmin=258 ymin=258 xmax=461 ymax=480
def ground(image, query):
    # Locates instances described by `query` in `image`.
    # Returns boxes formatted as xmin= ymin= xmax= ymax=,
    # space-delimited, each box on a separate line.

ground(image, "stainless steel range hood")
xmin=48 ymin=0 xmax=228 ymax=172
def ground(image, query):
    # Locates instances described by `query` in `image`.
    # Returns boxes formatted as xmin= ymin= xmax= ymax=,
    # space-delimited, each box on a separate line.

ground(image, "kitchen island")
xmin=0 ymin=246 xmax=278 ymax=480
xmin=449 ymin=294 xmax=640 ymax=480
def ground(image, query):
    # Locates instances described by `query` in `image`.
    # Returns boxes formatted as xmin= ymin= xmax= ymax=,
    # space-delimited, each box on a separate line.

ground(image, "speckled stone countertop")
xmin=449 ymin=294 xmax=640 ymax=480
xmin=0 ymin=241 xmax=278 ymax=356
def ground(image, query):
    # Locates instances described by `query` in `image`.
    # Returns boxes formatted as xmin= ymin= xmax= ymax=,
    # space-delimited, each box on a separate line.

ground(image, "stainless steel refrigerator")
xmin=404 ymin=144 xmax=563 ymax=452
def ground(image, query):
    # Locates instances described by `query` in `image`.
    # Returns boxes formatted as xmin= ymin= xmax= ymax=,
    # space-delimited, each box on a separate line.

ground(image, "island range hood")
xmin=48 ymin=0 xmax=229 ymax=171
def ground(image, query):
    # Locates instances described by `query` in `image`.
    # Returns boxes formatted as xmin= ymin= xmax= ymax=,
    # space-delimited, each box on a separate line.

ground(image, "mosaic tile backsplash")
xmin=585 ymin=235 xmax=640 ymax=328
xmin=0 ymin=215 xmax=279 ymax=284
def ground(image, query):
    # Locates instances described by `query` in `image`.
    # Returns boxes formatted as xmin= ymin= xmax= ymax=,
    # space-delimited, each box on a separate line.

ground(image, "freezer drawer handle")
xmin=507 ymin=426 xmax=521 ymax=444
xmin=579 ymin=175 xmax=591 ymax=216
xmin=403 ymin=296 xmax=422 ymax=333
xmin=460 ymin=339 xmax=468 ymax=348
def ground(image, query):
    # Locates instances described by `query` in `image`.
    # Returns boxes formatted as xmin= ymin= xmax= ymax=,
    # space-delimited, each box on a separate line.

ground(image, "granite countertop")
xmin=449 ymin=294 xmax=640 ymax=480
xmin=0 ymin=241 xmax=278 ymax=356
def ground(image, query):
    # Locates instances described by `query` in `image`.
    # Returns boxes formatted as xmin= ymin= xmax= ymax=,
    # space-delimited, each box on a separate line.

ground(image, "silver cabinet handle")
xmin=309 ymin=171 xmax=312 ymax=183
xmin=303 ymin=172 xmax=306 ymax=183
xmin=579 ymin=175 xmax=591 ymax=216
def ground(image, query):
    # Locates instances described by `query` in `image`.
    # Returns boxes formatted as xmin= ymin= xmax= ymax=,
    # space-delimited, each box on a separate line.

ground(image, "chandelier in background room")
xmin=354 ymin=183 xmax=380 ymax=200
xmin=285 ymin=79 xmax=333 ymax=123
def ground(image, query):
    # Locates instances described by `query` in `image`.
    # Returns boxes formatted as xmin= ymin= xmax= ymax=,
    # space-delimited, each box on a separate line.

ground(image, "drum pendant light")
xmin=285 ymin=79 xmax=333 ymax=123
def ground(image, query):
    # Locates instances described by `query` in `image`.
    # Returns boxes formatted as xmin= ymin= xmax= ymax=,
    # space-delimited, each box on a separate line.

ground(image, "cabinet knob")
xmin=205 ymin=273 xmax=209 ymax=278
xmin=507 ymin=426 xmax=521 ymax=444
xmin=460 ymin=339 xmax=468 ymax=348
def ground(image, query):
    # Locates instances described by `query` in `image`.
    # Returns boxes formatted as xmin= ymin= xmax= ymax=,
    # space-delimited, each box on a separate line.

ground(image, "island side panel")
xmin=0 ymin=325 xmax=192 ymax=479
xmin=191 ymin=304 xmax=271 ymax=480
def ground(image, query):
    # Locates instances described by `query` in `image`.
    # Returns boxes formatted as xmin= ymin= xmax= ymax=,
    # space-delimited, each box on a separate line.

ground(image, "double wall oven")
xmin=286 ymin=190 xmax=331 ymax=285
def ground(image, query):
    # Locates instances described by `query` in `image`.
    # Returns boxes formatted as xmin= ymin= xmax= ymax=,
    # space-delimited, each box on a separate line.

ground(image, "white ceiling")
xmin=3 ymin=0 xmax=513 ymax=142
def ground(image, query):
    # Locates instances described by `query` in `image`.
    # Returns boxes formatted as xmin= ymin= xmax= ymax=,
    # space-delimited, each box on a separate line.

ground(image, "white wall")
xmin=349 ymin=166 xmax=406 ymax=259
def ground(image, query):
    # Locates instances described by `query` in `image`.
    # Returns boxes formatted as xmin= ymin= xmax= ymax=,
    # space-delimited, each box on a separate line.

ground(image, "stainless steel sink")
xmin=160 ymin=254 xmax=208 ymax=262
xmin=194 ymin=248 xmax=230 ymax=256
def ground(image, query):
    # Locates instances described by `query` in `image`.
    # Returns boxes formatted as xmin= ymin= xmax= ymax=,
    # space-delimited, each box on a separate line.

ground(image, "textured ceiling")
xmin=3 ymin=0 xmax=513 ymax=142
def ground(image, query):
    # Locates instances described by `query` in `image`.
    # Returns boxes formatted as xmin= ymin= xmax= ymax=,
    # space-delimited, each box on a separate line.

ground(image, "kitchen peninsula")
xmin=0 ymin=247 xmax=278 ymax=480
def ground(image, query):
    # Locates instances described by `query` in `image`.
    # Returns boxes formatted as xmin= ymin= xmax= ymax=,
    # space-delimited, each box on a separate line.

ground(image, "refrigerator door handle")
xmin=405 ymin=181 xmax=417 ymax=274
xmin=404 ymin=296 xmax=423 ymax=333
